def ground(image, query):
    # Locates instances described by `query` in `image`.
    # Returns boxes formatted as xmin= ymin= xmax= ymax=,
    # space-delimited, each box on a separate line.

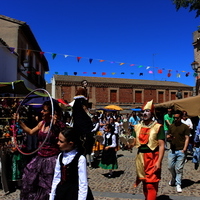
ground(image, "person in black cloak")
xmin=72 ymin=80 xmax=94 ymax=166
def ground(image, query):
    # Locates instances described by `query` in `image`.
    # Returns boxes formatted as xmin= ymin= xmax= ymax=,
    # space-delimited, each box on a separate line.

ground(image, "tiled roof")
xmin=54 ymin=75 xmax=192 ymax=88
xmin=0 ymin=15 xmax=26 ymax=25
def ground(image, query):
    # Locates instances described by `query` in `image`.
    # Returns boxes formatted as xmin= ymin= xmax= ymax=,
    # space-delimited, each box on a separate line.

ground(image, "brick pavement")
xmin=0 ymin=149 xmax=200 ymax=200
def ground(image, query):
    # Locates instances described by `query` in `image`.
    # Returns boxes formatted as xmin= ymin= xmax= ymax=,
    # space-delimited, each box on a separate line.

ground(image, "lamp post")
xmin=191 ymin=61 xmax=200 ymax=95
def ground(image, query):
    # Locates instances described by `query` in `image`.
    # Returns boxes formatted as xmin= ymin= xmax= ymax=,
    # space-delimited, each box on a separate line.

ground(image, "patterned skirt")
xmin=20 ymin=154 xmax=57 ymax=200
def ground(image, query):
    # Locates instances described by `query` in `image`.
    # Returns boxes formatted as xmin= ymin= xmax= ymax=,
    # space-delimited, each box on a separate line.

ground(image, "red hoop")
xmin=13 ymin=88 xmax=54 ymax=155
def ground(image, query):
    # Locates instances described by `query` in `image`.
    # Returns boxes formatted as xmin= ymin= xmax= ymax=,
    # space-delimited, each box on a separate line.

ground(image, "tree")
xmin=172 ymin=0 xmax=200 ymax=17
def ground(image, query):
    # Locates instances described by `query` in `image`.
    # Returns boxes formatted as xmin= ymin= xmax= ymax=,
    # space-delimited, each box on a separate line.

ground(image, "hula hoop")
xmin=13 ymin=88 xmax=54 ymax=155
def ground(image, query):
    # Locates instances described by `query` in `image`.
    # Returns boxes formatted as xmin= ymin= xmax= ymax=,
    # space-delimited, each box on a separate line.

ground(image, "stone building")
xmin=0 ymin=15 xmax=48 ymax=89
xmin=192 ymin=30 xmax=200 ymax=95
xmin=50 ymin=75 xmax=193 ymax=111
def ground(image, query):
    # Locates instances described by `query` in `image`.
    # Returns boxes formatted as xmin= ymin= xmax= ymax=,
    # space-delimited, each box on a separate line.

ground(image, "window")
xmin=171 ymin=92 xmax=176 ymax=100
xmin=184 ymin=92 xmax=188 ymax=98
xmin=158 ymin=91 xmax=164 ymax=103
xmin=110 ymin=90 xmax=117 ymax=102
xmin=135 ymin=91 xmax=142 ymax=103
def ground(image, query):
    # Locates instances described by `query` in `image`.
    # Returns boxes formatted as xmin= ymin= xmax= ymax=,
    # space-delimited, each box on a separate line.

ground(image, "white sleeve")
xmin=109 ymin=134 xmax=117 ymax=148
xmin=78 ymin=155 xmax=88 ymax=200
xmin=49 ymin=154 xmax=61 ymax=200
xmin=188 ymin=119 xmax=193 ymax=129
xmin=91 ymin=123 xmax=100 ymax=132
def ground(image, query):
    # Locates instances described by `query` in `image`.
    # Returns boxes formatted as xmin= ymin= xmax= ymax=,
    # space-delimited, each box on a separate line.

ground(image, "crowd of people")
xmin=6 ymin=80 xmax=200 ymax=200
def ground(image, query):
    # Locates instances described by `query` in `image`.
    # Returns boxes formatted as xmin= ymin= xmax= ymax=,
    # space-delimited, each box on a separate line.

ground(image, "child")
xmin=99 ymin=124 xmax=118 ymax=178
xmin=49 ymin=127 xmax=94 ymax=200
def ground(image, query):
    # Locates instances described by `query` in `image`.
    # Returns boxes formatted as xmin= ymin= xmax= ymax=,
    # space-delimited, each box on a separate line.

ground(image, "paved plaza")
xmin=0 ymin=148 xmax=200 ymax=200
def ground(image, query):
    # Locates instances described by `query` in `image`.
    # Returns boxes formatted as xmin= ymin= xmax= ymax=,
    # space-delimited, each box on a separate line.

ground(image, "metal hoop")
xmin=13 ymin=88 xmax=54 ymax=155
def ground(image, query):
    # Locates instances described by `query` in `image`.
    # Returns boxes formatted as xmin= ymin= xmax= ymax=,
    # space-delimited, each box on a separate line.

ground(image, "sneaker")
xmin=176 ymin=185 xmax=182 ymax=193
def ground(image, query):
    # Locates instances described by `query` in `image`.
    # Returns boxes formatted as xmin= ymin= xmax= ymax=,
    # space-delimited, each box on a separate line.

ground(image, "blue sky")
xmin=1 ymin=0 xmax=199 ymax=86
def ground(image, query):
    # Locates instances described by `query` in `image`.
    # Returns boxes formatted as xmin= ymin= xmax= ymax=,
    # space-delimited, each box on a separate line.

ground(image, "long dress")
xmin=20 ymin=121 xmax=65 ymax=200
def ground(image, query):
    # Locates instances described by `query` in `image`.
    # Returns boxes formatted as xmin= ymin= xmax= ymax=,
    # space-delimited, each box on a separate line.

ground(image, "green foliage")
xmin=172 ymin=0 xmax=200 ymax=17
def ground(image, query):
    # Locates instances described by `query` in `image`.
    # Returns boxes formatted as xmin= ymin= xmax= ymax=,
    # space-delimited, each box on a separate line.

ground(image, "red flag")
xmin=40 ymin=52 xmax=44 ymax=57
xmin=83 ymin=72 xmax=87 ymax=74
xmin=102 ymin=72 xmax=106 ymax=75
xmin=158 ymin=69 xmax=162 ymax=74
xmin=77 ymin=57 xmax=82 ymax=62
xmin=92 ymin=72 xmax=96 ymax=74
xmin=36 ymin=71 xmax=41 ymax=75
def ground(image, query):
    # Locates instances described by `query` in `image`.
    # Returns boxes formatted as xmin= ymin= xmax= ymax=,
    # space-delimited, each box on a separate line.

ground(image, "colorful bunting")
xmin=0 ymin=44 xmax=193 ymax=79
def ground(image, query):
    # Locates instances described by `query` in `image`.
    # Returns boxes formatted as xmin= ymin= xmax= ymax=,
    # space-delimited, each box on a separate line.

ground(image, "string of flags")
xmin=1 ymin=44 xmax=197 ymax=78
xmin=48 ymin=71 xmax=192 ymax=78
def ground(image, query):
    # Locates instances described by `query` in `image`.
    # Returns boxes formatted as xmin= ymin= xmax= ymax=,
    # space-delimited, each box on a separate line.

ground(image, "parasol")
xmin=104 ymin=104 xmax=123 ymax=111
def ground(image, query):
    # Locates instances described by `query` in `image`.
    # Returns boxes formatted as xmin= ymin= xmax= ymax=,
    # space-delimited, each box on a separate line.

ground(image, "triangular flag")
xmin=55 ymin=72 xmax=58 ymax=74
xmin=36 ymin=71 xmax=41 ymax=75
xmin=89 ymin=58 xmax=93 ymax=64
xmin=167 ymin=73 xmax=171 ymax=77
xmin=99 ymin=60 xmax=105 ymax=62
xmin=64 ymin=72 xmax=68 ymax=75
xmin=138 ymin=65 xmax=143 ymax=68
xmin=119 ymin=63 xmax=125 ymax=65
xmin=139 ymin=73 xmax=143 ymax=76
xmin=148 ymin=70 xmax=153 ymax=74
xmin=130 ymin=64 xmax=135 ymax=66
xmin=27 ymin=71 xmax=31 ymax=74
xmin=130 ymin=72 xmax=134 ymax=75
xmin=83 ymin=72 xmax=87 ymax=74
xmin=110 ymin=61 xmax=115 ymax=64
xmin=52 ymin=53 xmax=57 ymax=59
xmin=26 ymin=49 xmax=31 ymax=56
xmin=158 ymin=69 xmax=163 ymax=74
xmin=9 ymin=47 xmax=15 ymax=53
xmin=146 ymin=66 xmax=150 ymax=69
xmin=193 ymin=72 xmax=198 ymax=77
xmin=185 ymin=72 xmax=190 ymax=77
xmin=111 ymin=72 xmax=116 ymax=75
xmin=92 ymin=72 xmax=96 ymax=74
xmin=40 ymin=52 xmax=44 ymax=57
xmin=102 ymin=72 xmax=106 ymax=75
xmin=64 ymin=55 xmax=69 ymax=58
xmin=121 ymin=72 xmax=125 ymax=74
xmin=45 ymin=71 xmax=49 ymax=74
xmin=77 ymin=57 xmax=82 ymax=62
xmin=176 ymin=73 xmax=181 ymax=78
xmin=74 ymin=72 xmax=77 ymax=75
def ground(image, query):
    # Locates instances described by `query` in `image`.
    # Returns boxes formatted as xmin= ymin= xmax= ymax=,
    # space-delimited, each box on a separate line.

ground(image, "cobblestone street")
xmin=0 ymin=148 xmax=200 ymax=200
